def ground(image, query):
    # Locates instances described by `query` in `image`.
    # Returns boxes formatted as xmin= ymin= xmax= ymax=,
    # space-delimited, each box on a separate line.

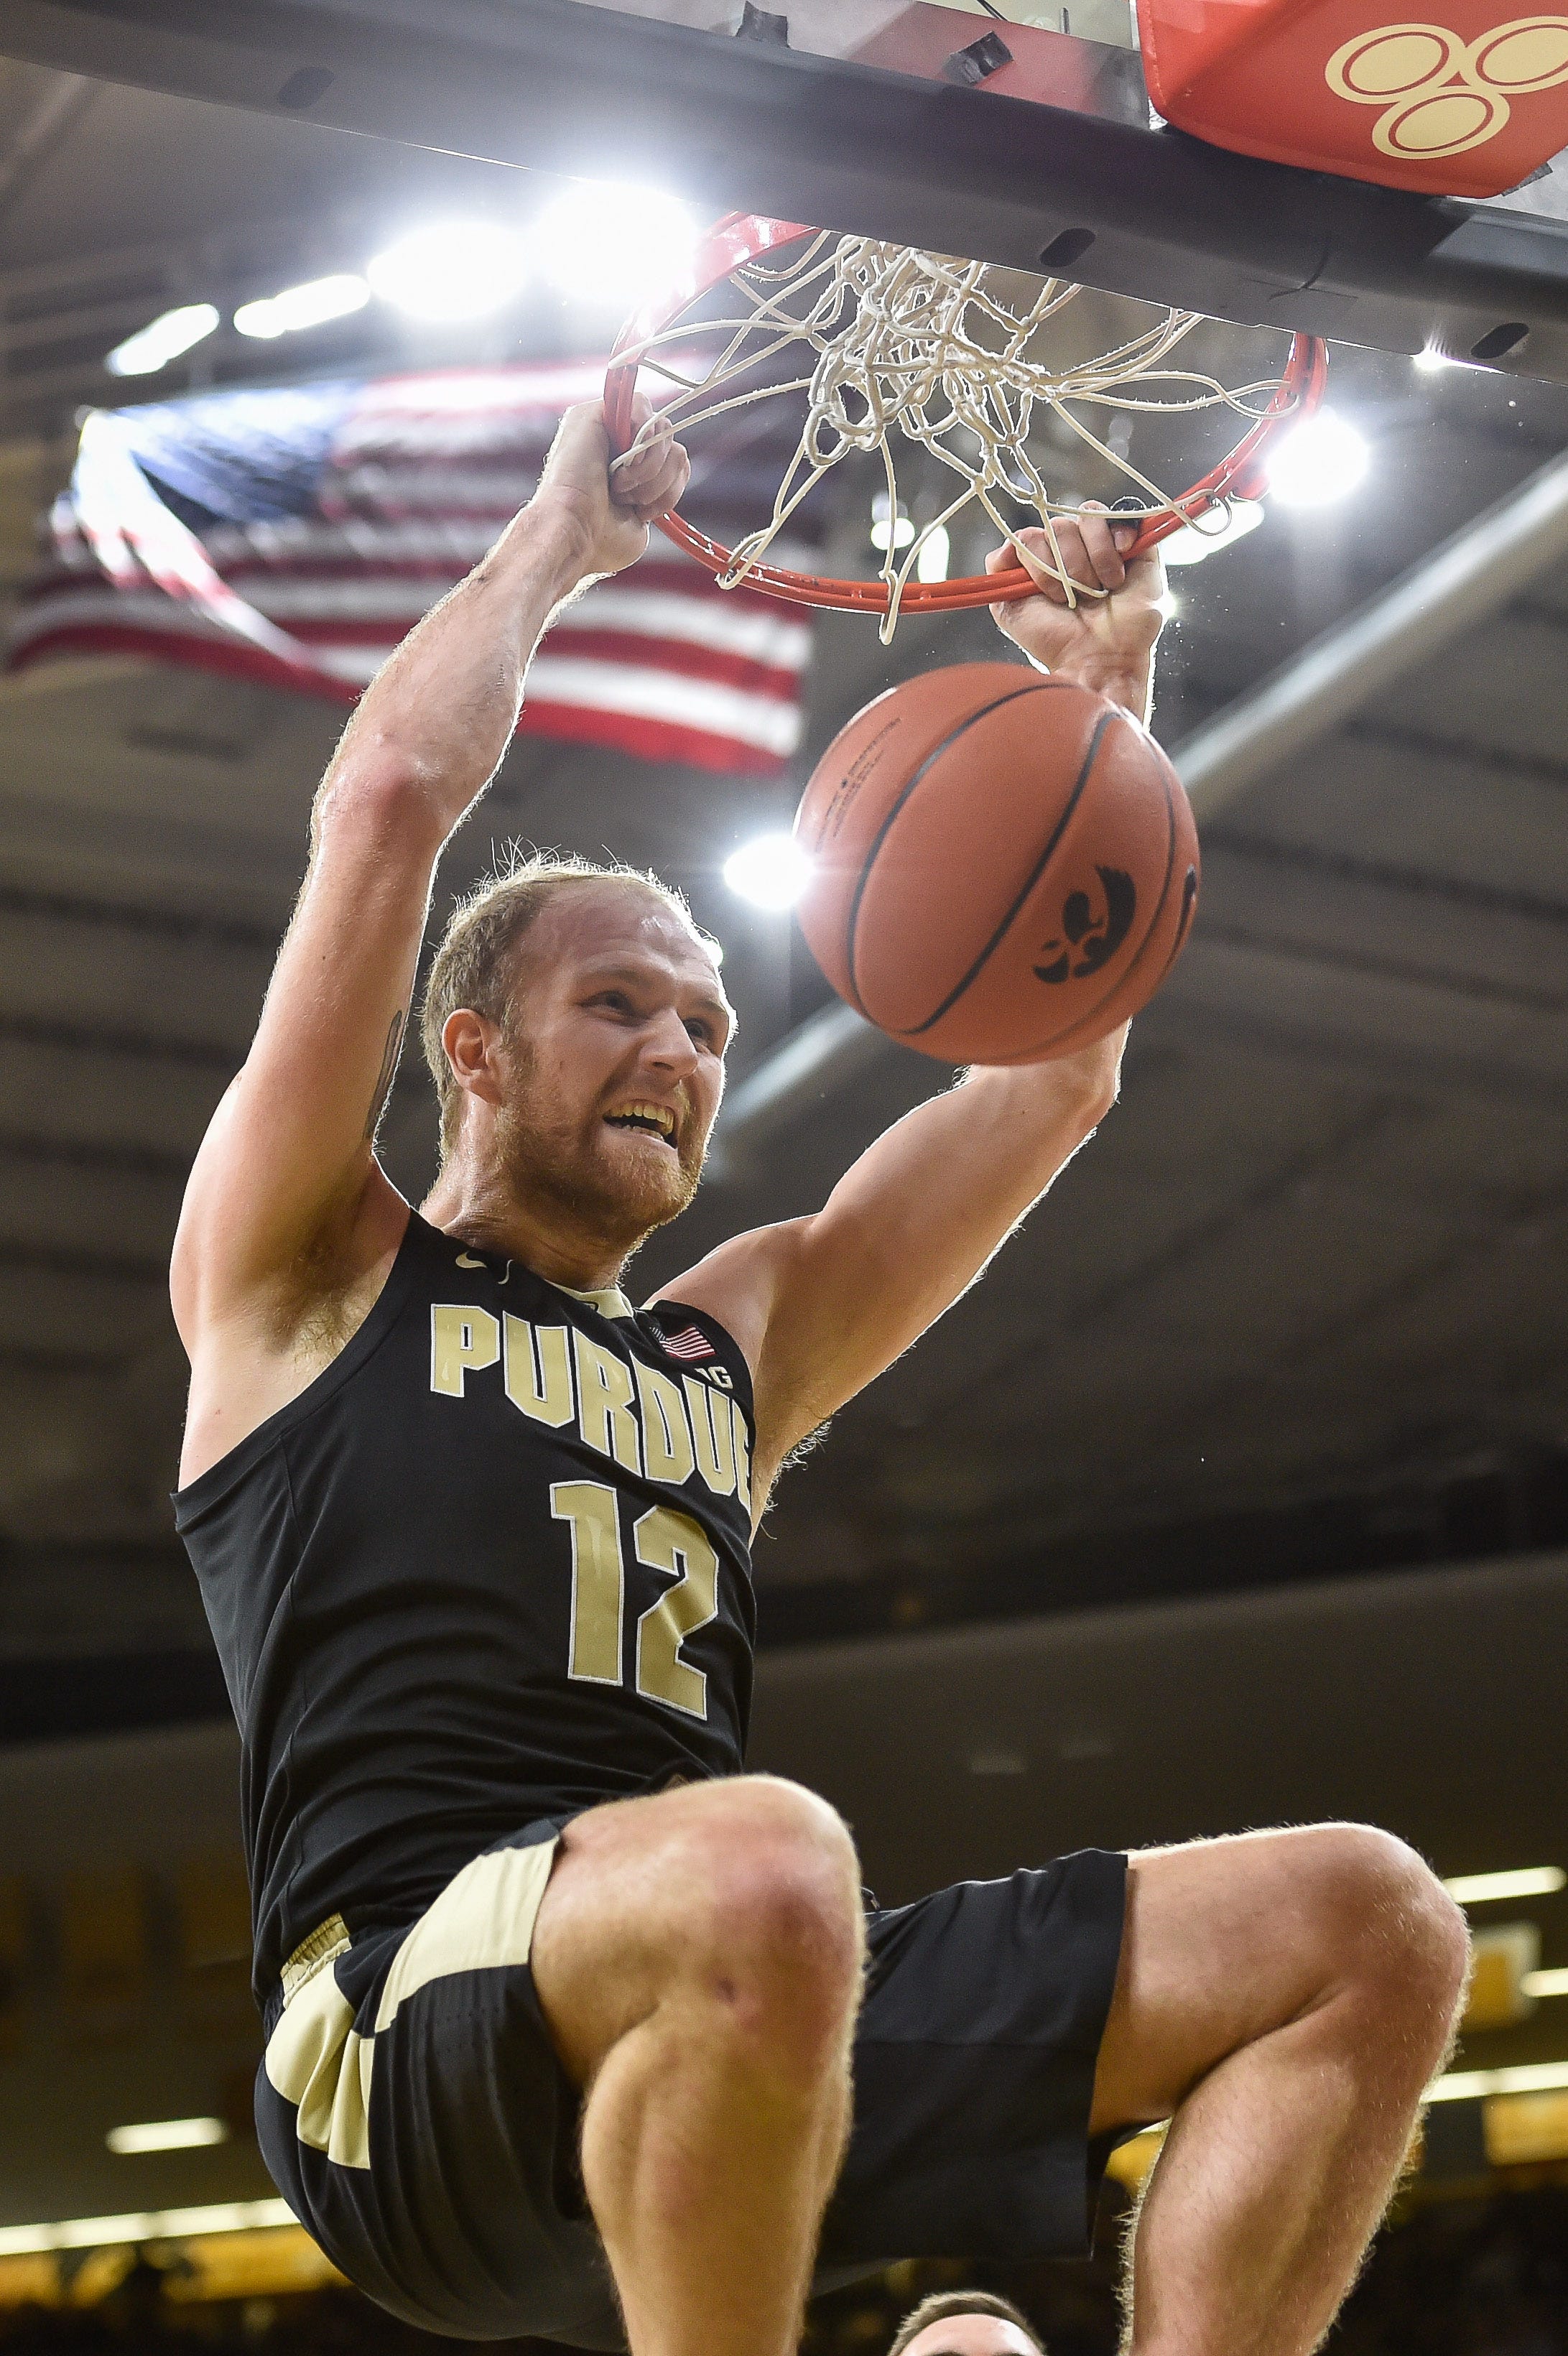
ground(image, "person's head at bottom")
xmin=889 ymin=2289 xmax=1046 ymax=2356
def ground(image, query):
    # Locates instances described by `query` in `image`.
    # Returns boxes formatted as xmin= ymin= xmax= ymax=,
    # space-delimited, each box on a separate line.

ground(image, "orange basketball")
xmin=792 ymin=663 xmax=1200 ymax=1065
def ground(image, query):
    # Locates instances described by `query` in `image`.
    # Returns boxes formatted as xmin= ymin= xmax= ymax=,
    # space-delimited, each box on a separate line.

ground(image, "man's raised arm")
xmin=663 ymin=508 xmax=1162 ymax=1505
xmin=171 ymin=406 xmax=687 ymax=1352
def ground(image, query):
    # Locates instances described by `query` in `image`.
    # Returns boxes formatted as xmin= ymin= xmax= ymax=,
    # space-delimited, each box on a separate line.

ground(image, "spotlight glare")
xmin=367 ymin=222 xmax=532 ymax=322
xmin=916 ymin=522 xmax=951 ymax=583
xmin=107 ymin=2117 xmax=230 ymax=2156
xmin=105 ymin=303 xmax=220 ymax=377
xmin=1161 ymin=497 xmax=1264 ymax=567
xmin=1414 ymin=345 xmax=1453 ymax=373
xmin=536 ymin=182 xmax=700 ymax=312
xmin=871 ymin=492 xmax=915 ymax=554
xmin=1265 ymin=409 xmax=1370 ymax=509
xmin=723 ymin=833 xmax=813 ymax=911
xmin=233 ymin=274 xmax=369 ymax=340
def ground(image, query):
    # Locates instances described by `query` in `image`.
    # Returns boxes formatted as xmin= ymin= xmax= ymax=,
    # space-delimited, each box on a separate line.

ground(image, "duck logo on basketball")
xmin=1325 ymin=17 xmax=1568 ymax=160
xmin=1033 ymin=866 xmax=1136 ymax=985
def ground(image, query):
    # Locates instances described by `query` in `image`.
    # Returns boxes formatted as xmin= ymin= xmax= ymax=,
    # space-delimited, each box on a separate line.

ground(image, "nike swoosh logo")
xmin=455 ymin=1253 xmax=486 ymax=1269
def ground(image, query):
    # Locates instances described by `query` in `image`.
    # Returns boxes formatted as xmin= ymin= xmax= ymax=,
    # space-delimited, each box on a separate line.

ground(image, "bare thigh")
xmin=1087 ymin=1823 xmax=1440 ymax=2135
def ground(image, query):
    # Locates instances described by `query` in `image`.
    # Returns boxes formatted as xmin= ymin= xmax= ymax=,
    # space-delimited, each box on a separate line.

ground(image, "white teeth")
xmin=606 ymin=1100 xmax=676 ymax=1138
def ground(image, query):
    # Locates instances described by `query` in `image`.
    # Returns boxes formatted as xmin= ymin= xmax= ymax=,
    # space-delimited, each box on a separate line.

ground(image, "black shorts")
xmin=256 ymin=1825 xmax=1126 ymax=2347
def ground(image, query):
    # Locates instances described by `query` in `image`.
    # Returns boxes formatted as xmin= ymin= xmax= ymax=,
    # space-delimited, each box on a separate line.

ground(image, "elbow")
xmin=1067 ymin=1026 xmax=1127 ymax=1133
xmin=964 ymin=1034 xmax=1124 ymax=1141
xmin=313 ymin=755 xmax=446 ymax=858
xmin=1079 ymin=1068 xmax=1121 ymax=1133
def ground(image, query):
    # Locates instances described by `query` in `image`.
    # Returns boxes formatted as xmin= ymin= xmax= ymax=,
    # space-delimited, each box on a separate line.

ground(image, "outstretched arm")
xmin=662 ymin=509 xmax=1165 ymax=1506
xmin=171 ymin=404 xmax=687 ymax=1362
xmin=988 ymin=500 xmax=1166 ymax=723
xmin=666 ymin=1038 xmax=1124 ymax=1503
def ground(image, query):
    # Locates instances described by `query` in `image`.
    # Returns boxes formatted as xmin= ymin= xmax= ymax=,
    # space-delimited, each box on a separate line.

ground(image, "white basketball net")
xmin=617 ymin=231 xmax=1296 ymax=639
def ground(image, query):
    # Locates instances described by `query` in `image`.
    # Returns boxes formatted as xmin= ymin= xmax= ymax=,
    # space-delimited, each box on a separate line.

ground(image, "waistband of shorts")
xmin=272 ymin=1817 xmax=571 ymax=2014
xmin=280 ymin=1915 xmax=353 ymax=2010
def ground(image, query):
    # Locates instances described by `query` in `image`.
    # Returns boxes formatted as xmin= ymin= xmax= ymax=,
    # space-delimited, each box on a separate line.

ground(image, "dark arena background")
xmin=1 ymin=1 xmax=1568 ymax=2350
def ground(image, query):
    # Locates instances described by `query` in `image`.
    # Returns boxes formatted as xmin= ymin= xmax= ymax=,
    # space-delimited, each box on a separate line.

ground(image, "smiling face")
xmin=468 ymin=879 xmax=733 ymax=1256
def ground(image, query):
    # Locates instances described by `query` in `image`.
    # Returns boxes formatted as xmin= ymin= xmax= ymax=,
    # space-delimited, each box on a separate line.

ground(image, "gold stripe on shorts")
xmin=264 ymin=1843 xmax=558 ymax=2174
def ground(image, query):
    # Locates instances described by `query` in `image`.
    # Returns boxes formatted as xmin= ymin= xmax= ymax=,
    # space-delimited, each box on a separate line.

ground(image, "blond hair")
xmin=887 ymin=2293 xmax=1045 ymax=2356
xmin=419 ymin=850 xmax=696 ymax=1153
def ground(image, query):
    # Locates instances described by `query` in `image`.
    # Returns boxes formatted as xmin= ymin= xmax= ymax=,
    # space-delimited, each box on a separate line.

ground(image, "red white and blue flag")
xmin=5 ymin=365 xmax=815 ymax=776
xmin=654 ymin=1321 xmax=718 ymax=1363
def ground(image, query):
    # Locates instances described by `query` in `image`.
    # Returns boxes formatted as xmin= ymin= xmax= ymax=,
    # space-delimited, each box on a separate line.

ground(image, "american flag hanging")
xmin=5 ymin=365 xmax=817 ymax=776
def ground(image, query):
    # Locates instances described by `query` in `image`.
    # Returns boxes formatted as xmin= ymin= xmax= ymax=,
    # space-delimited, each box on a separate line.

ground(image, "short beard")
xmin=493 ymin=1040 xmax=704 ymax=1260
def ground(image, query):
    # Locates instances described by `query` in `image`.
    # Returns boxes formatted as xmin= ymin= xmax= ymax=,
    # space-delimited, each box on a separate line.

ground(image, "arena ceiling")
xmin=1 ymin=47 xmax=1567 ymax=1734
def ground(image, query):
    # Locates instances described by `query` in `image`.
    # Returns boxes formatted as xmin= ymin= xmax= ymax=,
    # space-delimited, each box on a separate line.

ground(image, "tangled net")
xmin=616 ymin=231 xmax=1301 ymax=639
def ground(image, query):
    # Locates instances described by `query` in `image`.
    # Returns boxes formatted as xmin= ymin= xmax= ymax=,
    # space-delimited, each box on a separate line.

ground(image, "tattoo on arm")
xmin=364 ymin=1010 xmax=405 ymax=1141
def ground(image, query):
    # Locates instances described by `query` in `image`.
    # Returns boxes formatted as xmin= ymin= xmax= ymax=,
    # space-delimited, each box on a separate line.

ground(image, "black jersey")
xmin=175 ymin=1210 xmax=757 ymax=2001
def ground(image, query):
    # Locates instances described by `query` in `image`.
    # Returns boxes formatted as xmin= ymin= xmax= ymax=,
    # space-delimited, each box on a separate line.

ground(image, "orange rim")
xmin=604 ymin=213 xmax=1330 ymax=614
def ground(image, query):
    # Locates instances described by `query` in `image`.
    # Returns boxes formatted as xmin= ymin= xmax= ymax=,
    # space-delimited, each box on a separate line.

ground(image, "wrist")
xmin=508 ymin=493 xmax=600 ymax=598
xmin=1054 ymin=657 xmax=1152 ymax=721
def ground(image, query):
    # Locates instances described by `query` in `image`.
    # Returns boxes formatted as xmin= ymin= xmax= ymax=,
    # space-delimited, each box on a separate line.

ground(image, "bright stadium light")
xmin=1427 ymin=2059 xmax=1568 ymax=2102
xmin=105 ymin=302 xmax=220 ymax=377
xmin=233 ymin=274 xmax=370 ymax=340
xmin=723 ymin=833 xmax=813 ymax=910
xmin=0 ymin=2199 xmax=292 ymax=2258
xmin=106 ymin=2117 xmax=230 ymax=2156
xmin=1443 ymin=1865 xmax=1566 ymax=1905
xmin=1264 ymin=409 xmax=1370 ymax=508
xmin=367 ymin=221 xmax=532 ymax=321
xmin=537 ymin=182 xmax=700 ymax=311
xmin=871 ymin=493 xmax=915 ymax=554
xmin=1161 ymin=498 xmax=1265 ymax=566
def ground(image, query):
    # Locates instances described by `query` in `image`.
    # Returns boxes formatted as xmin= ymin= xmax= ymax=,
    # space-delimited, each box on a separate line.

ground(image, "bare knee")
xmin=674 ymin=1778 xmax=865 ymax=2079
xmin=1292 ymin=1824 xmax=1470 ymax=2060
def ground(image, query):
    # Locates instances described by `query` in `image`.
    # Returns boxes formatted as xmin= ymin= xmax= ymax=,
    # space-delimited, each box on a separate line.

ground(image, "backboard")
xmin=5 ymin=0 xmax=1568 ymax=379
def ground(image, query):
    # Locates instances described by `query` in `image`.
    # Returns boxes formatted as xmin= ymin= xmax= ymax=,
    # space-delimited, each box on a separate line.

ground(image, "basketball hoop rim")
xmin=603 ymin=212 xmax=1330 ymax=617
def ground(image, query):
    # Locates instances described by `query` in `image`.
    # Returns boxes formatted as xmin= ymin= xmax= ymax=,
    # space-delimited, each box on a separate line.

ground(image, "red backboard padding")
xmin=1138 ymin=1 xmax=1568 ymax=197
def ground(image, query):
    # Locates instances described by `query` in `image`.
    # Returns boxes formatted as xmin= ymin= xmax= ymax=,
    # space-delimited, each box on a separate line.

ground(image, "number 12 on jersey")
xmin=549 ymin=1480 xmax=720 ymax=1720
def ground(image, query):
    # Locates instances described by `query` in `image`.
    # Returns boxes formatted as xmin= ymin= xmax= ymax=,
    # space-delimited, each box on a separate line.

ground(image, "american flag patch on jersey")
xmin=657 ymin=1322 xmax=717 ymax=1363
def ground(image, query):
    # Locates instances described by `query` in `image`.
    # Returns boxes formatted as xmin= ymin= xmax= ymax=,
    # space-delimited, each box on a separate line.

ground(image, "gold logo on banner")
xmin=1326 ymin=17 xmax=1568 ymax=157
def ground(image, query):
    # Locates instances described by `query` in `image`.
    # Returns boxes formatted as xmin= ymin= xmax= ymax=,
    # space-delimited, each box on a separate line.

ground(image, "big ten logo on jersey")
xmin=428 ymin=1304 xmax=751 ymax=1513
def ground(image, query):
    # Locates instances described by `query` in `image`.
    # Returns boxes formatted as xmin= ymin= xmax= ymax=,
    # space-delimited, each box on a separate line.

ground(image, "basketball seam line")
xmin=845 ymin=679 xmax=1054 ymax=1019
xmin=1154 ymin=860 xmax=1200 ymax=985
xmin=901 ymin=703 xmax=1121 ymax=1039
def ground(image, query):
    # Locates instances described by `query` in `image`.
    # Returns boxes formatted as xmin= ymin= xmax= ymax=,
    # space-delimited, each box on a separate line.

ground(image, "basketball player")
xmin=172 ymin=400 xmax=1468 ymax=2356
xmin=889 ymin=2289 xmax=1047 ymax=2356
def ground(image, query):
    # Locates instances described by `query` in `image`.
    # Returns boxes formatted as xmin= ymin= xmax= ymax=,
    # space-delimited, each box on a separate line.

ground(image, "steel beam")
xmin=1177 ymin=448 xmax=1568 ymax=822
xmin=0 ymin=69 xmax=93 ymax=226
xmin=710 ymin=1001 xmax=885 ymax=1177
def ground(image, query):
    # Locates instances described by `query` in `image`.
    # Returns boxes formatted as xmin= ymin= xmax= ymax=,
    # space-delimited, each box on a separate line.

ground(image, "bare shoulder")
xmin=175 ymin=1164 xmax=411 ymax=1491
xmin=649 ymin=1217 xmax=812 ymax=1382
